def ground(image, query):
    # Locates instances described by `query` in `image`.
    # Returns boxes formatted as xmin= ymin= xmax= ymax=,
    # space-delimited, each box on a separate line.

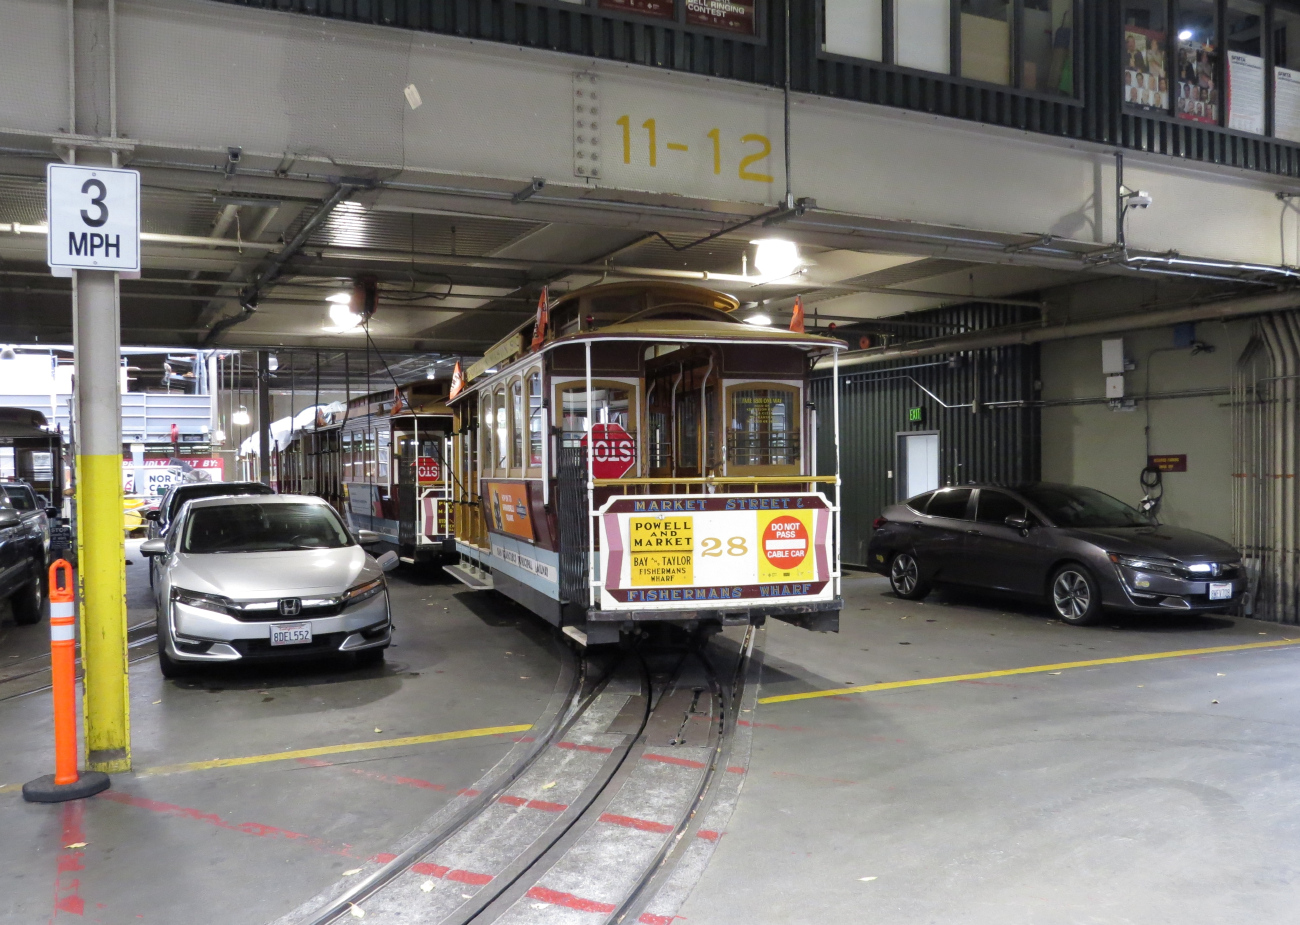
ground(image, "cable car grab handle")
xmin=586 ymin=340 xmax=597 ymax=608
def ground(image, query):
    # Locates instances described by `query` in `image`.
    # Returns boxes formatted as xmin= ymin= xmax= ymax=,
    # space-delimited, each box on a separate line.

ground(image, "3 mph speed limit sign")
xmin=46 ymin=163 xmax=141 ymax=273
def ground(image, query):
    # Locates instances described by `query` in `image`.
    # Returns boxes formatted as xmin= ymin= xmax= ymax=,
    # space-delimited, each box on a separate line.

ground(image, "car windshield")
xmin=1018 ymin=485 xmax=1152 ymax=528
xmin=182 ymin=502 xmax=352 ymax=553
xmin=3 ymin=486 xmax=35 ymax=511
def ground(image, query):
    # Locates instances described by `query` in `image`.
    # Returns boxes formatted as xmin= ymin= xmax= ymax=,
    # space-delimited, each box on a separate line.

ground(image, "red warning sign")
xmin=762 ymin=515 xmax=809 ymax=570
xmin=582 ymin=422 xmax=636 ymax=480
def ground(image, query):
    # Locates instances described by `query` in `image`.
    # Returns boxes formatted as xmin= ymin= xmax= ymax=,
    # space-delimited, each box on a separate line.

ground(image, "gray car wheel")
xmin=889 ymin=552 xmax=931 ymax=601
xmin=1051 ymin=564 xmax=1102 ymax=625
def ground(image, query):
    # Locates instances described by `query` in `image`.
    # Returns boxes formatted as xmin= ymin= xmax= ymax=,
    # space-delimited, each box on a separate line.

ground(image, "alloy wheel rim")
xmin=1053 ymin=571 xmax=1090 ymax=618
xmin=891 ymin=555 xmax=918 ymax=595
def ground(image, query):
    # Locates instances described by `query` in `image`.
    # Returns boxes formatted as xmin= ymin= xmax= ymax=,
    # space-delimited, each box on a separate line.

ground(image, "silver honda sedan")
xmin=140 ymin=494 xmax=397 ymax=678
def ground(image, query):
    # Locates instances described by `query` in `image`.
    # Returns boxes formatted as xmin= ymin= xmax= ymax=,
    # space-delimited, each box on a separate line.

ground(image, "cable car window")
xmin=494 ymin=387 xmax=508 ymax=470
xmin=378 ymin=430 xmax=390 ymax=481
xmin=342 ymin=432 xmax=352 ymax=479
xmin=528 ymin=372 xmax=543 ymax=467
xmin=676 ymin=392 xmax=699 ymax=470
xmin=729 ymin=388 xmax=799 ymax=466
xmin=561 ymin=385 xmax=631 ymax=447
xmin=481 ymin=394 xmax=494 ymax=474
xmin=511 ymin=379 xmax=524 ymax=469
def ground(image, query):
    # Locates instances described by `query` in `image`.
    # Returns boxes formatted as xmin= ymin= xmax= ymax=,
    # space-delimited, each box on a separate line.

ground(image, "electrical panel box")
xmin=1106 ymin=374 xmax=1125 ymax=399
xmin=1102 ymin=338 xmax=1125 ymax=375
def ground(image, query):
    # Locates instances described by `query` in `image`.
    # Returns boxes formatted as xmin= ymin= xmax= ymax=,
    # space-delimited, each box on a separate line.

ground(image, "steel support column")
xmin=257 ymin=350 xmax=271 ymax=485
xmin=73 ymin=264 xmax=130 ymax=773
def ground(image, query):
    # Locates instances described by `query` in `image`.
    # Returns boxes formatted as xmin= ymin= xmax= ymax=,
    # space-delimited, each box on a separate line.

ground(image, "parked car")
xmin=2 ymin=480 xmax=53 ymax=559
xmin=140 ymin=494 xmax=398 ymax=677
xmin=0 ymin=491 xmax=48 ymax=625
xmin=145 ymin=481 xmax=275 ymax=586
xmin=867 ymin=483 xmax=1245 ymax=625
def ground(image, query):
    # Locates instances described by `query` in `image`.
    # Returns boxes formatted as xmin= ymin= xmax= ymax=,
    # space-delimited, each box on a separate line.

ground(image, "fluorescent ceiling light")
xmin=750 ymin=239 xmax=801 ymax=280
xmin=744 ymin=313 xmax=772 ymax=326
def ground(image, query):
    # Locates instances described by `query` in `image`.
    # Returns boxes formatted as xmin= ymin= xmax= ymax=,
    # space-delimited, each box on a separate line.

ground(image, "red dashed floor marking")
xmin=526 ymin=886 xmax=616 ymax=914
xmin=410 ymin=862 xmax=494 ymax=885
xmin=598 ymin=812 xmax=673 ymax=834
xmin=642 ymin=753 xmax=707 ymax=769
xmin=96 ymin=790 xmax=384 ymax=861
xmin=498 ymin=795 xmax=568 ymax=812
xmin=50 ymin=800 xmax=86 ymax=922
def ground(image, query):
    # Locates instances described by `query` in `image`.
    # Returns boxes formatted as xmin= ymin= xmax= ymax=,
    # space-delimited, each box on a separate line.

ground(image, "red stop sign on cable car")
xmin=417 ymin=456 xmax=441 ymax=481
xmin=582 ymin=423 xmax=636 ymax=479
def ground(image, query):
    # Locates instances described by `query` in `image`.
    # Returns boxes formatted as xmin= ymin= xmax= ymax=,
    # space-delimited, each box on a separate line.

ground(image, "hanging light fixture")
xmin=232 ymin=405 xmax=251 ymax=427
xmin=750 ymin=238 xmax=801 ymax=280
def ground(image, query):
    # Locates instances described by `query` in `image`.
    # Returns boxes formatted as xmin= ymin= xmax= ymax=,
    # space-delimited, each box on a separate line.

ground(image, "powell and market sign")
xmin=46 ymin=164 xmax=141 ymax=276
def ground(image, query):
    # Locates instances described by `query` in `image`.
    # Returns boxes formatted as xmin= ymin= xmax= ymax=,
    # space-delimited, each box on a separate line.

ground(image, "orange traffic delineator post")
xmin=22 ymin=560 xmax=111 ymax=803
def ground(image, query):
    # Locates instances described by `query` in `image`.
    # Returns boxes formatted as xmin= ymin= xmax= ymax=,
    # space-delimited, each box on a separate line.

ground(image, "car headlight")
xmin=171 ymin=587 xmax=232 ymax=614
xmin=342 ymin=577 xmax=385 ymax=606
xmin=1108 ymin=554 xmax=1177 ymax=576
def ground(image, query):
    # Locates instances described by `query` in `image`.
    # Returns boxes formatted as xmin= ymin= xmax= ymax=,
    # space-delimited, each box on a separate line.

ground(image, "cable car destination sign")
xmin=597 ymin=493 xmax=834 ymax=610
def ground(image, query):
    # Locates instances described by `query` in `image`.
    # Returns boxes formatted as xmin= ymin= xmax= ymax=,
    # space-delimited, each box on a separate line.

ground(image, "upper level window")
xmin=821 ymin=1 xmax=1074 ymax=96
xmin=1175 ymin=0 xmax=1219 ymax=123
xmin=1022 ymin=1 xmax=1075 ymax=95
xmin=961 ymin=0 xmax=1012 ymax=86
xmin=560 ymin=385 xmax=633 ymax=448
xmin=1124 ymin=2 xmax=1171 ymax=110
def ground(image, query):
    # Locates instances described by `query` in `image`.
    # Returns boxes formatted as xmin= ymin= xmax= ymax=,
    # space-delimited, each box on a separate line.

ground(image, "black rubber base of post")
xmin=21 ymin=771 xmax=110 ymax=803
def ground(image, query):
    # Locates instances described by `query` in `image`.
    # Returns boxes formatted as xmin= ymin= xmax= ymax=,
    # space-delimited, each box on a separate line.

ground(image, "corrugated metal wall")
xmin=212 ymin=0 xmax=1300 ymax=181
xmin=811 ymin=304 xmax=1040 ymax=568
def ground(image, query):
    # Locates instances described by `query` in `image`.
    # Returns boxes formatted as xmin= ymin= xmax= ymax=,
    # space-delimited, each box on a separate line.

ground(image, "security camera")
xmin=1127 ymin=190 xmax=1153 ymax=209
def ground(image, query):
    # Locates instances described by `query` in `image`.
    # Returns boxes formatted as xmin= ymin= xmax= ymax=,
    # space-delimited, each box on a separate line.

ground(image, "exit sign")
xmin=907 ymin=407 xmax=924 ymax=423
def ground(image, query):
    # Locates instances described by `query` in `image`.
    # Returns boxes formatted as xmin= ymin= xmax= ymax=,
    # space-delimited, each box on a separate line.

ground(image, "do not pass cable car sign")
xmin=582 ymin=422 xmax=636 ymax=479
xmin=46 ymin=164 xmax=141 ymax=274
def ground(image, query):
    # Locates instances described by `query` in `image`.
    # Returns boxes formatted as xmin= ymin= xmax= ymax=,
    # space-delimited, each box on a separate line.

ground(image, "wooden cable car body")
xmin=447 ymin=282 xmax=844 ymax=644
xmin=274 ymin=383 xmax=457 ymax=565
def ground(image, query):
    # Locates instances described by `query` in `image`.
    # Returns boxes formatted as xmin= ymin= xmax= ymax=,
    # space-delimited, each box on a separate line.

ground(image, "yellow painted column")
xmin=74 ymin=267 xmax=131 ymax=773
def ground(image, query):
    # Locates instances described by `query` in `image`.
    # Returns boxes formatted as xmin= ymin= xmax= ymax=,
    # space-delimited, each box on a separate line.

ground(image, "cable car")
xmin=271 ymin=383 xmax=457 ymax=566
xmin=445 ymin=281 xmax=844 ymax=644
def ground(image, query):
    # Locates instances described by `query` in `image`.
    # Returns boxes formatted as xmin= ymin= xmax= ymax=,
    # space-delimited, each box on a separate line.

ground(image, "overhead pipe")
xmin=822 ymin=289 xmax=1300 ymax=370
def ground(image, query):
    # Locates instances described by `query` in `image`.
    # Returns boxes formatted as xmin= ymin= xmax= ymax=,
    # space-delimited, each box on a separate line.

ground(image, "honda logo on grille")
xmin=278 ymin=598 xmax=302 ymax=616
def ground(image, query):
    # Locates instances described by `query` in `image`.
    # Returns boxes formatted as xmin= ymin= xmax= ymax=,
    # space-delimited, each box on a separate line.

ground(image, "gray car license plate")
xmin=270 ymin=622 xmax=313 ymax=646
xmin=1208 ymin=582 xmax=1233 ymax=601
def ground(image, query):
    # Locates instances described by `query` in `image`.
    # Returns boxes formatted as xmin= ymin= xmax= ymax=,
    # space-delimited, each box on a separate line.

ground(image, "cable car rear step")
xmin=443 ymin=562 xmax=494 ymax=590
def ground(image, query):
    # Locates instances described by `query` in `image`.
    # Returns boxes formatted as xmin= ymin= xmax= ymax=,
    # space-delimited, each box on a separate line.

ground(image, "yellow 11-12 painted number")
xmin=615 ymin=115 xmax=773 ymax=183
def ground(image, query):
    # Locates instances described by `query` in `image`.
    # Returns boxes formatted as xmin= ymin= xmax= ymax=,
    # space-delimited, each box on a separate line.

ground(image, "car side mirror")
xmin=376 ymin=550 xmax=399 ymax=572
xmin=144 ymin=510 xmax=160 ymax=522
xmin=1005 ymin=515 xmax=1031 ymax=531
xmin=0 ymin=510 xmax=19 ymax=528
xmin=355 ymin=529 xmax=381 ymax=546
xmin=139 ymin=539 xmax=167 ymax=557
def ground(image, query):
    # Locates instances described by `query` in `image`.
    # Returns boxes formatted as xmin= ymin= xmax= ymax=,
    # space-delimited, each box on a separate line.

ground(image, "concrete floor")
xmin=0 ymin=544 xmax=565 ymax=925
xmin=680 ymin=571 xmax=1300 ymax=925
xmin=5 ymin=561 xmax=1300 ymax=924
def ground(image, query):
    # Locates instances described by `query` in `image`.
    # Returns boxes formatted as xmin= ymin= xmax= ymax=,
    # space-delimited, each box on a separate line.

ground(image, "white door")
xmin=904 ymin=433 xmax=940 ymax=499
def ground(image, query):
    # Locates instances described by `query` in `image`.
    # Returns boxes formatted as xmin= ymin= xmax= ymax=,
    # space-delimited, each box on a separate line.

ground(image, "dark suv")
xmin=0 ymin=491 xmax=48 ymax=624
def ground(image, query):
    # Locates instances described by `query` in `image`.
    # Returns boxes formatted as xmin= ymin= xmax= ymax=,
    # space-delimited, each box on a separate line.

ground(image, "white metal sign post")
xmin=47 ymin=161 xmax=140 ymax=774
xmin=46 ymin=164 xmax=141 ymax=274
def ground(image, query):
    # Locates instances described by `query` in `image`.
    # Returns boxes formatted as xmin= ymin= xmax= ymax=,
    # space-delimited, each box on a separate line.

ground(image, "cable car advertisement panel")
xmin=597 ymin=493 xmax=833 ymax=610
xmin=486 ymin=480 xmax=536 ymax=541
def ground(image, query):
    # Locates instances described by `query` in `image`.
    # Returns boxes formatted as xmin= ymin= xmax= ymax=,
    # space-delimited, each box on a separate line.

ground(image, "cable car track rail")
xmin=279 ymin=627 xmax=754 ymax=925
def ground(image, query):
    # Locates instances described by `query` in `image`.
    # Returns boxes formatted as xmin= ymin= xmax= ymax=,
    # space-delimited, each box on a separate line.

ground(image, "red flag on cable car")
xmin=789 ymin=295 xmax=806 ymax=334
xmin=530 ymin=286 xmax=550 ymax=352
xmin=448 ymin=360 xmax=465 ymax=400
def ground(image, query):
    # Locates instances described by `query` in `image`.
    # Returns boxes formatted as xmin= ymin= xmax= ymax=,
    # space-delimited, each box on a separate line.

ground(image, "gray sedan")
xmin=866 ymin=483 xmax=1244 ymax=625
xmin=141 ymin=494 xmax=397 ymax=677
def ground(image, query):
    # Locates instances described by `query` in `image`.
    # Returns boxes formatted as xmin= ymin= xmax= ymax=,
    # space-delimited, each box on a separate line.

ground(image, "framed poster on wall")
xmin=1227 ymin=51 xmax=1264 ymax=135
xmin=1124 ymin=26 xmax=1169 ymax=111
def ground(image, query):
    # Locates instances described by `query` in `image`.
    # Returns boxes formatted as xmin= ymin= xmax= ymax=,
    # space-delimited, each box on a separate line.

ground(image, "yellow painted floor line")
xmin=759 ymin=637 xmax=1300 ymax=705
xmin=140 ymin=723 xmax=534 ymax=777
xmin=0 ymin=783 xmax=20 ymax=795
